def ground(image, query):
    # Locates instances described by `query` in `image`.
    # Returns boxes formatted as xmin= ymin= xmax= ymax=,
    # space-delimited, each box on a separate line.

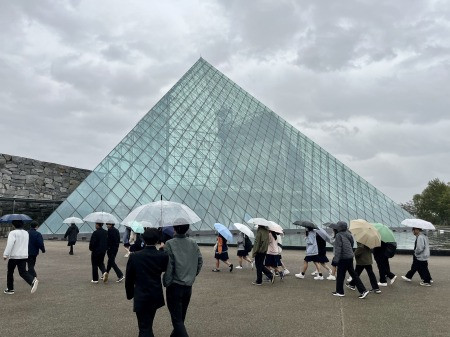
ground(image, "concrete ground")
xmin=0 ymin=239 xmax=449 ymax=337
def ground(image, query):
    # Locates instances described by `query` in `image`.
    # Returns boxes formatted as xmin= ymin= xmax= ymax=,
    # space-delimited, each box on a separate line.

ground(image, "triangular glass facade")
xmin=40 ymin=58 xmax=411 ymax=235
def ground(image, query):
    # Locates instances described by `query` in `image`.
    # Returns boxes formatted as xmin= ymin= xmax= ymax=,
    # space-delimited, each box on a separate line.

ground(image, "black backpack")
xmin=244 ymin=235 xmax=253 ymax=252
xmin=384 ymin=242 xmax=397 ymax=258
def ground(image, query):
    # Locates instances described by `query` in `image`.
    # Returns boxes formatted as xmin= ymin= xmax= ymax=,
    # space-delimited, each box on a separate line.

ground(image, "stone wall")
xmin=0 ymin=153 xmax=91 ymax=227
xmin=0 ymin=153 xmax=91 ymax=200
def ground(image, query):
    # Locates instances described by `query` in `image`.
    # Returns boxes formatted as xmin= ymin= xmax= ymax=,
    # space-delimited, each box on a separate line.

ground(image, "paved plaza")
xmin=0 ymin=239 xmax=449 ymax=337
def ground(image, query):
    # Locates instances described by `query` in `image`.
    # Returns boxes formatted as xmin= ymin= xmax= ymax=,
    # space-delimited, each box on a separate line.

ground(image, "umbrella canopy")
xmin=349 ymin=219 xmax=381 ymax=249
xmin=268 ymin=221 xmax=284 ymax=234
xmin=63 ymin=217 xmax=84 ymax=224
xmin=0 ymin=214 xmax=32 ymax=223
xmin=83 ymin=212 xmax=119 ymax=225
xmin=122 ymin=201 xmax=200 ymax=227
xmin=162 ymin=226 xmax=175 ymax=238
xmin=293 ymin=220 xmax=319 ymax=229
xmin=214 ymin=223 xmax=233 ymax=242
xmin=247 ymin=218 xmax=271 ymax=228
xmin=232 ymin=223 xmax=255 ymax=239
xmin=314 ymin=228 xmax=332 ymax=244
xmin=129 ymin=221 xmax=145 ymax=234
xmin=371 ymin=223 xmax=396 ymax=243
xmin=401 ymin=219 xmax=436 ymax=231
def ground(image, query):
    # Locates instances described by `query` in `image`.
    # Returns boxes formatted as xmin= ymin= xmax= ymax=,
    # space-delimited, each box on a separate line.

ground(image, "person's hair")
xmin=142 ymin=228 xmax=159 ymax=245
xmin=174 ymin=224 xmax=190 ymax=235
xmin=271 ymin=231 xmax=277 ymax=239
xmin=95 ymin=222 xmax=103 ymax=227
xmin=12 ymin=220 xmax=24 ymax=228
xmin=30 ymin=221 xmax=39 ymax=229
xmin=106 ymin=223 xmax=115 ymax=226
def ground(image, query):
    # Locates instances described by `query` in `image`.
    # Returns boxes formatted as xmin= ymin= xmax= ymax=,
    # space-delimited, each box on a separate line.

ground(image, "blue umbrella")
xmin=214 ymin=223 xmax=233 ymax=243
xmin=0 ymin=214 xmax=32 ymax=223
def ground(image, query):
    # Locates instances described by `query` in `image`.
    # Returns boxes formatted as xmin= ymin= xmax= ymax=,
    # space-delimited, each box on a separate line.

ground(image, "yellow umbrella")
xmin=349 ymin=219 xmax=381 ymax=249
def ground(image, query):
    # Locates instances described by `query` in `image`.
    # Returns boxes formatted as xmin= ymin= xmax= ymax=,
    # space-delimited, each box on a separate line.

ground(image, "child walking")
xmin=265 ymin=231 xmax=284 ymax=280
xmin=213 ymin=234 xmax=233 ymax=272
xmin=236 ymin=232 xmax=253 ymax=269
xmin=402 ymin=228 xmax=432 ymax=286
xmin=346 ymin=242 xmax=381 ymax=293
xmin=295 ymin=228 xmax=322 ymax=279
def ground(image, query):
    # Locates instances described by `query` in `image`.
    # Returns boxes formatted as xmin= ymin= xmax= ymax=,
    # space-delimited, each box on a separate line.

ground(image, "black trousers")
xmin=336 ymin=258 xmax=367 ymax=294
xmin=349 ymin=265 xmax=379 ymax=290
xmin=69 ymin=244 xmax=74 ymax=254
xmin=136 ymin=308 xmax=158 ymax=337
xmin=27 ymin=255 xmax=38 ymax=278
xmin=166 ymin=284 xmax=192 ymax=337
xmin=405 ymin=257 xmax=431 ymax=283
xmin=91 ymin=253 xmax=106 ymax=281
xmin=106 ymin=248 xmax=123 ymax=278
xmin=254 ymin=253 xmax=273 ymax=284
xmin=7 ymin=259 xmax=34 ymax=290
xmin=374 ymin=254 xmax=395 ymax=283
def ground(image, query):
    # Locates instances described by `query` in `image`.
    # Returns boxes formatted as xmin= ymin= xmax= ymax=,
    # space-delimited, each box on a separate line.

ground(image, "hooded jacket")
xmin=332 ymin=222 xmax=354 ymax=264
xmin=305 ymin=230 xmax=318 ymax=256
xmin=414 ymin=232 xmax=430 ymax=261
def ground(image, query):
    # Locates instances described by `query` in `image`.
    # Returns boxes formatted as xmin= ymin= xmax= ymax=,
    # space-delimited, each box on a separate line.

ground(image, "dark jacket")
xmin=89 ymin=228 xmax=108 ymax=255
xmin=332 ymin=222 xmax=354 ymax=264
xmin=107 ymin=226 xmax=121 ymax=250
xmin=125 ymin=245 xmax=169 ymax=312
xmin=28 ymin=228 xmax=45 ymax=256
xmin=64 ymin=224 xmax=79 ymax=244
xmin=354 ymin=242 xmax=373 ymax=265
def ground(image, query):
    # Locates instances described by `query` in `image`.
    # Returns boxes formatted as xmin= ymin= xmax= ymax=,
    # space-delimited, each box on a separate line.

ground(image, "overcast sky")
xmin=1 ymin=0 xmax=449 ymax=204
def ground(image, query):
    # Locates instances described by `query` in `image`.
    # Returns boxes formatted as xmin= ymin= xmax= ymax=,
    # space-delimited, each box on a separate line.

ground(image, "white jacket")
xmin=3 ymin=229 xmax=29 ymax=259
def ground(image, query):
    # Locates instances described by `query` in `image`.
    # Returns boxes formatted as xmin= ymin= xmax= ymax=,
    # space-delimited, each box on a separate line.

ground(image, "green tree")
xmin=413 ymin=178 xmax=450 ymax=226
xmin=400 ymin=200 xmax=416 ymax=216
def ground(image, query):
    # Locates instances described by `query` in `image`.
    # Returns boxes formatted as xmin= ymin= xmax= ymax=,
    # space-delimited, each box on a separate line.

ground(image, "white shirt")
xmin=3 ymin=229 xmax=29 ymax=259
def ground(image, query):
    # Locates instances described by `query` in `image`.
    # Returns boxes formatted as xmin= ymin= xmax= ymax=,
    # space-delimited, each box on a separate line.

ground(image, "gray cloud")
xmin=0 ymin=0 xmax=449 ymax=204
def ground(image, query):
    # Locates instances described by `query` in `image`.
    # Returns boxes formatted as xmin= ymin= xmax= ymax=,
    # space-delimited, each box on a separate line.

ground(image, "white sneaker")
xmin=347 ymin=276 xmax=352 ymax=282
xmin=311 ymin=271 xmax=318 ymax=275
xmin=91 ymin=280 xmax=99 ymax=284
xmin=327 ymin=275 xmax=336 ymax=281
xmin=235 ymin=266 xmax=243 ymax=269
xmin=295 ymin=273 xmax=305 ymax=279
xmin=378 ymin=282 xmax=388 ymax=287
xmin=31 ymin=278 xmax=39 ymax=294
xmin=116 ymin=276 xmax=125 ymax=283
xmin=390 ymin=275 xmax=397 ymax=285
xmin=314 ymin=275 xmax=324 ymax=280
xmin=283 ymin=269 xmax=290 ymax=275
xmin=401 ymin=276 xmax=412 ymax=282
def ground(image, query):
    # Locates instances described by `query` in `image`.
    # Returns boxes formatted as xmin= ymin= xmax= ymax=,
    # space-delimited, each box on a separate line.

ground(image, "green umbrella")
xmin=371 ymin=223 xmax=396 ymax=243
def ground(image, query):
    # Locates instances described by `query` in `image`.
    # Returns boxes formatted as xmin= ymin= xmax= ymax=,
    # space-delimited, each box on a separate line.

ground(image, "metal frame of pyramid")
xmin=40 ymin=57 xmax=411 ymax=236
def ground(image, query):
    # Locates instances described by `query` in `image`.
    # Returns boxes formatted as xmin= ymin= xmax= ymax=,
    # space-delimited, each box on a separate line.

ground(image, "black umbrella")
xmin=292 ymin=220 xmax=318 ymax=229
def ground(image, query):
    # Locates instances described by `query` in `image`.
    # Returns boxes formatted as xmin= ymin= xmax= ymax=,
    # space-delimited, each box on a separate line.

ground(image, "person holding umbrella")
xmin=235 ymin=231 xmax=253 ymax=269
xmin=331 ymin=221 xmax=369 ymax=299
xmin=251 ymin=223 xmax=274 ymax=285
xmin=3 ymin=218 xmax=39 ymax=294
xmin=402 ymin=227 xmax=432 ymax=286
xmin=212 ymin=233 xmax=233 ymax=272
xmin=89 ymin=222 xmax=108 ymax=284
xmin=105 ymin=222 xmax=124 ymax=283
xmin=64 ymin=222 xmax=80 ymax=255
xmin=372 ymin=223 xmax=397 ymax=287
xmin=27 ymin=221 xmax=45 ymax=279
xmin=295 ymin=227 xmax=322 ymax=280
xmin=346 ymin=241 xmax=381 ymax=294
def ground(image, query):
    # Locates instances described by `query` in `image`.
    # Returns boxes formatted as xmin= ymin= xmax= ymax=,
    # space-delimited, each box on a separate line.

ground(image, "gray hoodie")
xmin=332 ymin=222 xmax=354 ymax=264
xmin=414 ymin=232 xmax=430 ymax=261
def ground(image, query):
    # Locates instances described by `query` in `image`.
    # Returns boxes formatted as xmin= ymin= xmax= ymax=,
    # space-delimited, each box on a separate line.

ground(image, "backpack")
xmin=244 ymin=235 xmax=253 ymax=252
xmin=384 ymin=242 xmax=397 ymax=258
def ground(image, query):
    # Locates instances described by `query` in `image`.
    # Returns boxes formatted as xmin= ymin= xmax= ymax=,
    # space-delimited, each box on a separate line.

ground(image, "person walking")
xmin=105 ymin=222 xmax=124 ymax=283
xmin=311 ymin=233 xmax=334 ymax=280
xmin=27 ymin=221 xmax=45 ymax=278
xmin=3 ymin=220 xmax=39 ymax=294
xmin=163 ymin=222 xmax=203 ymax=337
xmin=126 ymin=228 xmax=169 ymax=337
xmin=402 ymin=228 xmax=432 ymax=286
xmin=331 ymin=221 xmax=369 ymax=299
xmin=373 ymin=241 xmax=397 ymax=286
xmin=89 ymin=222 xmax=108 ymax=284
xmin=265 ymin=231 xmax=284 ymax=280
xmin=346 ymin=242 xmax=381 ymax=294
xmin=251 ymin=224 xmax=274 ymax=285
xmin=212 ymin=234 xmax=233 ymax=272
xmin=295 ymin=228 xmax=323 ymax=280
xmin=235 ymin=232 xmax=253 ymax=269
xmin=64 ymin=222 xmax=79 ymax=255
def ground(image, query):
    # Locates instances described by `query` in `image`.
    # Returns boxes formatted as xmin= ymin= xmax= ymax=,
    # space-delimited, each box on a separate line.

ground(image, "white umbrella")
xmin=83 ymin=212 xmax=119 ymax=224
xmin=122 ymin=200 xmax=200 ymax=227
xmin=233 ymin=223 xmax=255 ymax=239
xmin=401 ymin=219 xmax=436 ymax=231
xmin=268 ymin=221 xmax=284 ymax=234
xmin=247 ymin=217 xmax=271 ymax=228
xmin=63 ymin=217 xmax=83 ymax=224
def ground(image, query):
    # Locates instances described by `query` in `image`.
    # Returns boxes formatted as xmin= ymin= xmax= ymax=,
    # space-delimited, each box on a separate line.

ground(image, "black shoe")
xmin=345 ymin=283 xmax=356 ymax=291
xmin=252 ymin=281 xmax=262 ymax=286
xmin=370 ymin=288 xmax=382 ymax=294
xmin=4 ymin=289 xmax=14 ymax=295
xmin=359 ymin=290 xmax=370 ymax=299
xmin=332 ymin=292 xmax=345 ymax=297
xmin=229 ymin=264 xmax=233 ymax=272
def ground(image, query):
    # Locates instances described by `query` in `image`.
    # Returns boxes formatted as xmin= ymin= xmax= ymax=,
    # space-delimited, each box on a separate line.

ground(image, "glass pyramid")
xmin=40 ymin=57 xmax=411 ymax=235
